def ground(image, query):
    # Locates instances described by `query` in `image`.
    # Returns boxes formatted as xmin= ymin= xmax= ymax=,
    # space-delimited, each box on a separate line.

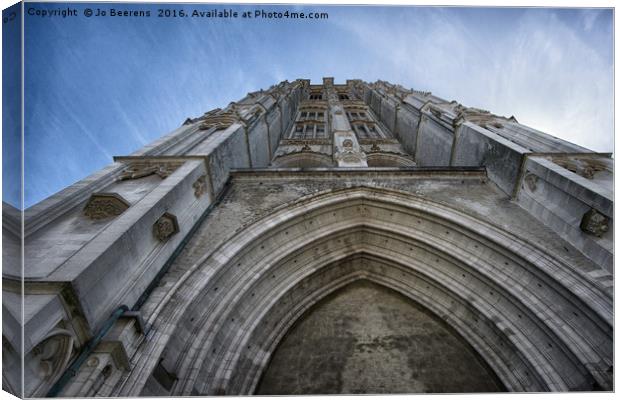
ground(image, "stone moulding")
xmin=83 ymin=192 xmax=131 ymax=220
xmin=153 ymin=212 xmax=180 ymax=241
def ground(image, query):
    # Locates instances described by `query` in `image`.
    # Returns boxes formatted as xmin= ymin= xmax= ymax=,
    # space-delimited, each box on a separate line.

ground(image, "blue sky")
xmin=5 ymin=3 xmax=615 ymax=208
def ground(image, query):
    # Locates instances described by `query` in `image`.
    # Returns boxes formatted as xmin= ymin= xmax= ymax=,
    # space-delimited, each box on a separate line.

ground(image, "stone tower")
xmin=2 ymin=78 xmax=613 ymax=397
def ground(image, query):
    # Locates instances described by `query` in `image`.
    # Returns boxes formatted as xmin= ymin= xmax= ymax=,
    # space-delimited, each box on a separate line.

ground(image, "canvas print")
xmin=1 ymin=1 xmax=614 ymax=397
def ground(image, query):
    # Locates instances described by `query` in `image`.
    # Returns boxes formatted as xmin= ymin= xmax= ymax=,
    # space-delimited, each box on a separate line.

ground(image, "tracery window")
xmin=291 ymin=123 xmax=326 ymax=139
xmin=289 ymin=108 xmax=327 ymax=139
xmin=345 ymin=106 xmax=387 ymax=139
xmin=351 ymin=123 xmax=382 ymax=139
xmin=300 ymin=111 xmax=325 ymax=121
xmin=346 ymin=111 xmax=367 ymax=121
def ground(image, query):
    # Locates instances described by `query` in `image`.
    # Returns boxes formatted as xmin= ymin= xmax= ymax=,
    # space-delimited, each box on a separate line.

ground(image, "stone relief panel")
xmin=198 ymin=109 xmax=241 ymax=131
xmin=334 ymin=132 xmax=368 ymax=167
xmin=25 ymin=329 xmax=77 ymax=396
xmin=83 ymin=193 xmax=131 ymax=220
xmin=523 ymin=173 xmax=539 ymax=192
xmin=193 ymin=175 xmax=208 ymax=198
xmin=118 ymin=161 xmax=184 ymax=181
xmin=32 ymin=330 xmax=75 ymax=380
xmin=421 ymin=100 xmax=517 ymax=130
xmin=580 ymin=209 xmax=610 ymax=237
xmin=153 ymin=212 xmax=180 ymax=241
xmin=551 ymin=157 xmax=609 ymax=180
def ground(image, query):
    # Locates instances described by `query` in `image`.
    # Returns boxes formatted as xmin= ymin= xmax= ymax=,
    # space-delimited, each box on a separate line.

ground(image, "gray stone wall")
xmin=3 ymin=78 xmax=613 ymax=397
xmin=256 ymin=280 xmax=505 ymax=394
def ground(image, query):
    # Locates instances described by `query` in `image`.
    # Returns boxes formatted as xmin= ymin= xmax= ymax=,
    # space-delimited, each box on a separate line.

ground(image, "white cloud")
xmin=334 ymin=8 xmax=613 ymax=152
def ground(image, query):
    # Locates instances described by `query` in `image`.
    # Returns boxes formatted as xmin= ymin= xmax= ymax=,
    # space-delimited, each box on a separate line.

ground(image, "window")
xmin=347 ymin=111 xmax=367 ymax=121
xmin=291 ymin=123 xmax=327 ymax=139
xmin=339 ymin=94 xmax=350 ymax=100
xmin=352 ymin=123 xmax=381 ymax=139
xmin=299 ymin=110 xmax=325 ymax=121
xmin=309 ymin=93 xmax=323 ymax=100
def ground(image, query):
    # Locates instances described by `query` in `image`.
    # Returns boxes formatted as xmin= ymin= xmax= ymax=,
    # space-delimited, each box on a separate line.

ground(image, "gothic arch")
xmin=116 ymin=187 xmax=613 ymax=396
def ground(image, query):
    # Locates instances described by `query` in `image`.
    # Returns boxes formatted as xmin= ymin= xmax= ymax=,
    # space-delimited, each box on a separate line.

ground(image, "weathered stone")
xmin=192 ymin=175 xmax=207 ymax=198
xmin=7 ymin=78 xmax=613 ymax=398
xmin=580 ymin=209 xmax=609 ymax=237
xmin=153 ymin=212 xmax=180 ymax=241
xmin=83 ymin=193 xmax=130 ymax=220
xmin=118 ymin=161 xmax=183 ymax=180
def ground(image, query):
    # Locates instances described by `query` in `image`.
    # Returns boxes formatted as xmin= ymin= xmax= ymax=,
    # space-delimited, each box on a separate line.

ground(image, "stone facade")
xmin=2 ymin=78 xmax=613 ymax=397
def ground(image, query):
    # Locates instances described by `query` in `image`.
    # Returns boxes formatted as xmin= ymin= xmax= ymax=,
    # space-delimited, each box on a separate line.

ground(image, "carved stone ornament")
xmin=430 ymin=107 xmax=443 ymax=118
xmin=523 ymin=173 xmax=539 ymax=192
xmin=86 ymin=356 xmax=100 ymax=368
xmin=31 ymin=329 xmax=75 ymax=380
xmin=199 ymin=109 xmax=242 ymax=131
xmin=553 ymin=157 xmax=607 ymax=180
xmin=300 ymin=144 xmax=312 ymax=152
xmin=193 ymin=175 xmax=207 ymax=198
xmin=83 ymin=193 xmax=130 ymax=220
xmin=334 ymin=147 xmax=368 ymax=164
xmin=118 ymin=161 xmax=183 ymax=181
xmin=412 ymin=89 xmax=432 ymax=97
xmin=370 ymin=143 xmax=381 ymax=152
xmin=452 ymin=104 xmax=517 ymax=129
xmin=153 ymin=212 xmax=180 ymax=241
xmin=422 ymin=100 xmax=516 ymax=129
xmin=281 ymin=138 xmax=330 ymax=146
xmin=580 ymin=209 xmax=609 ymax=237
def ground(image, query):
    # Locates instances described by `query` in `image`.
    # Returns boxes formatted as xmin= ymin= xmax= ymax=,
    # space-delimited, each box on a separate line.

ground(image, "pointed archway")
xmin=256 ymin=279 xmax=506 ymax=394
xmin=116 ymin=187 xmax=612 ymax=396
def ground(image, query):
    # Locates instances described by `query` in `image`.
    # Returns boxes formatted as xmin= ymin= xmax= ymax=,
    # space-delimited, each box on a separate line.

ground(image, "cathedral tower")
xmin=2 ymin=78 xmax=613 ymax=396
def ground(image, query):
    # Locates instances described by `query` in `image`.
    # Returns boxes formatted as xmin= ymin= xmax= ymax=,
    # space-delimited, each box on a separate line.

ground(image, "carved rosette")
xmin=580 ymin=209 xmax=610 ymax=237
xmin=119 ymin=161 xmax=183 ymax=181
xmin=83 ymin=193 xmax=130 ymax=220
xmin=153 ymin=212 xmax=180 ymax=241
xmin=193 ymin=175 xmax=207 ymax=198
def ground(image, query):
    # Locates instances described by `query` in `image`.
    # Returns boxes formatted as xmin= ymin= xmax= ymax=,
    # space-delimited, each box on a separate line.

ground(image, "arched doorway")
xmin=117 ymin=187 xmax=612 ymax=396
xmin=256 ymin=279 xmax=505 ymax=394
